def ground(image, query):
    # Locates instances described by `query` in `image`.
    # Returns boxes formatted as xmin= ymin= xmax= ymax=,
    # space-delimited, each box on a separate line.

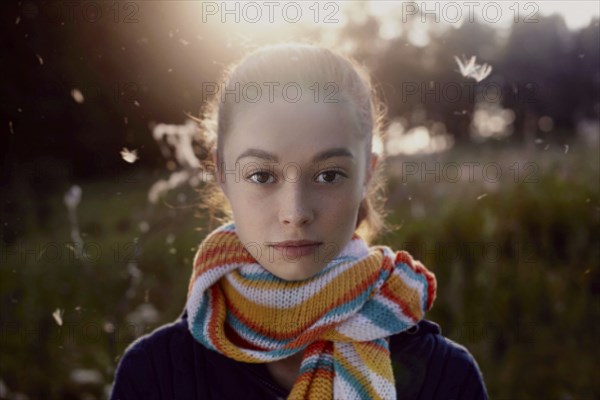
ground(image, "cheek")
xmin=225 ymin=186 xmax=260 ymax=222
xmin=316 ymin=187 xmax=362 ymax=217
xmin=226 ymin=184 xmax=278 ymax=226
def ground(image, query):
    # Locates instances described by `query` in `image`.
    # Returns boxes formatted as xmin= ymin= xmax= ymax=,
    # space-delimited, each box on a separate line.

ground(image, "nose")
xmin=278 ymin=182 xmax=314 ymax=227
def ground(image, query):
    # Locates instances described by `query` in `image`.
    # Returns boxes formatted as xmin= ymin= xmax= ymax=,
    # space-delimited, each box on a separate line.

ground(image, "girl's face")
xmin=213 ymin=97 xmax=378 ymax=281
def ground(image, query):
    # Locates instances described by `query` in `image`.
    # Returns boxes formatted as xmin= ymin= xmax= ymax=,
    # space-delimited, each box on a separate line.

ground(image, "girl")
xmin=110 ymin=42 xmax=488 ymax=400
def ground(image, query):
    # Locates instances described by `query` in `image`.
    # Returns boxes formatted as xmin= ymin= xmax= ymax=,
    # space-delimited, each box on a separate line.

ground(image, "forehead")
xmin=225 ymin=98 xmax=364 ymax=161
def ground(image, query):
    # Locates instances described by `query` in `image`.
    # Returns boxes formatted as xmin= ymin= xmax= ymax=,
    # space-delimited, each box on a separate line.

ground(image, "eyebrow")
xmin=235 ymin=147 xmax=354 ymax=164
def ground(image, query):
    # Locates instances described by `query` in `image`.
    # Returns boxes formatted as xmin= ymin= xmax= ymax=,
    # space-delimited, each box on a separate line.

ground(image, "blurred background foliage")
xmin=1 ymin=1 xmax=599 ymax=399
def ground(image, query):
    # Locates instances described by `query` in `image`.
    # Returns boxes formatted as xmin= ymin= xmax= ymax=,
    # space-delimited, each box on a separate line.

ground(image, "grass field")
xmin=1 ymin=142 xmax=598 ymax=399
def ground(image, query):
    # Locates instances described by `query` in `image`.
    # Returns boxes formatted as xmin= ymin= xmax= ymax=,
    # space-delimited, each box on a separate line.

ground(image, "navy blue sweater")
xmin=109 ymin=308 xmax=488 ymax=399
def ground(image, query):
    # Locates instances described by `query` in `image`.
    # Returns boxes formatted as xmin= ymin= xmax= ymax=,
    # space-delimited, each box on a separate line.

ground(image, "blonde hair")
xmin=191 ymin=41 xmax=393 ymax=245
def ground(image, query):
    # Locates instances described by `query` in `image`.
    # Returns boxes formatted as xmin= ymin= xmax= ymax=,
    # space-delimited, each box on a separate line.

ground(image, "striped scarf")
xmin=185 ymin=222 xmax=437 ymax=400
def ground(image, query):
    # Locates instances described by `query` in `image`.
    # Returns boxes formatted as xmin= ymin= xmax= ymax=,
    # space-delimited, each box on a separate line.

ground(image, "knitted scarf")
xmin=185 ymin=222 xmax=437 ymax=400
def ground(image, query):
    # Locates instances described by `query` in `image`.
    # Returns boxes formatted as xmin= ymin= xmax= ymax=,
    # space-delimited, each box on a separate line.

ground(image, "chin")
xmin=270 ymin=264 xmax=322 ymax=282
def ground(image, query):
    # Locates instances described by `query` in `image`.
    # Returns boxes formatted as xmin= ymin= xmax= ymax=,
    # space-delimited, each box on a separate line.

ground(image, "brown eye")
xmin=247 ymin=171 xmax=275 ymax=184
xmin=316 ymin=170 xmax=346 ymax=184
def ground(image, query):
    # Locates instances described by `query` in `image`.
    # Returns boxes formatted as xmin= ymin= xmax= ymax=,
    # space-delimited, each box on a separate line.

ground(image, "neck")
xmin=265 ymin=350 xmax=304 ymax=391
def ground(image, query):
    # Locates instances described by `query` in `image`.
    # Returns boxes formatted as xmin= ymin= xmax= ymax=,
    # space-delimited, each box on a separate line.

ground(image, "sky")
xmin=336 ymin=1 xmax=600 ymax=47
xmin=194 ymin=1 xmax=600 ymax=49
xmin=362 ymin=1 xmax=600 ymax=30
xmin=537 ymin=1 xmax=600 ymax=29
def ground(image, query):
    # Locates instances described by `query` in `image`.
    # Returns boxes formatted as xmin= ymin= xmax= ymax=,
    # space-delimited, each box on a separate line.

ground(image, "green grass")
xmin=380 ymin=142 xmax=599 ymax=399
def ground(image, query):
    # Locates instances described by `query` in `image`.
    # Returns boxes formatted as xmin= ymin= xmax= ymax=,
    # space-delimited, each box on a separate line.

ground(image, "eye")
xmin=246 ymin=171 xmax=276 ymax=184
xmin=316 ymin=170 xmax=347 ymax=184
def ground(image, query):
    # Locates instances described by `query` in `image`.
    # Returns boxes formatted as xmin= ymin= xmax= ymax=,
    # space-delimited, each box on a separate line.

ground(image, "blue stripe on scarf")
xmin=333 ymin=357 xmax=371 ymax=399
xmin=190 ymin=296 xmax=216 ymax=351
xmin=360 ymin=298 xmax=411 ymax=332
xmin=322 ymin=288 xmax=373 ymax=322
xmin=396 ymin=261 xmax=429 ymax=311
xmin=225 ymin=312 xmax=312 ymax=360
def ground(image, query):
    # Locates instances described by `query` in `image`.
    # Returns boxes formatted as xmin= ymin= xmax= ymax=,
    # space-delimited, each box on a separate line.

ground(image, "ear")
xmin=363 ymin=152 xmax=379 ymax=199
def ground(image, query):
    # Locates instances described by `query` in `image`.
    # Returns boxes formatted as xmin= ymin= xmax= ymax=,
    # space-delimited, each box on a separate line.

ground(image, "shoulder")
xmin=117 ymin=316 xmax=188 ymax=367
xmin=109 ymin=317 xmax=191 ymax=400
xmin=389 ymin=319 xmax=488 ymax=400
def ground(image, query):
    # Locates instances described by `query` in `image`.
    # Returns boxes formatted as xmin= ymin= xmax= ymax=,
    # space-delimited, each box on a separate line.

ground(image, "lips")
xmin=272 ymin=240 xmax=322 ymax=247
xmin=270 ymin=240 xmax=323 ymax=258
